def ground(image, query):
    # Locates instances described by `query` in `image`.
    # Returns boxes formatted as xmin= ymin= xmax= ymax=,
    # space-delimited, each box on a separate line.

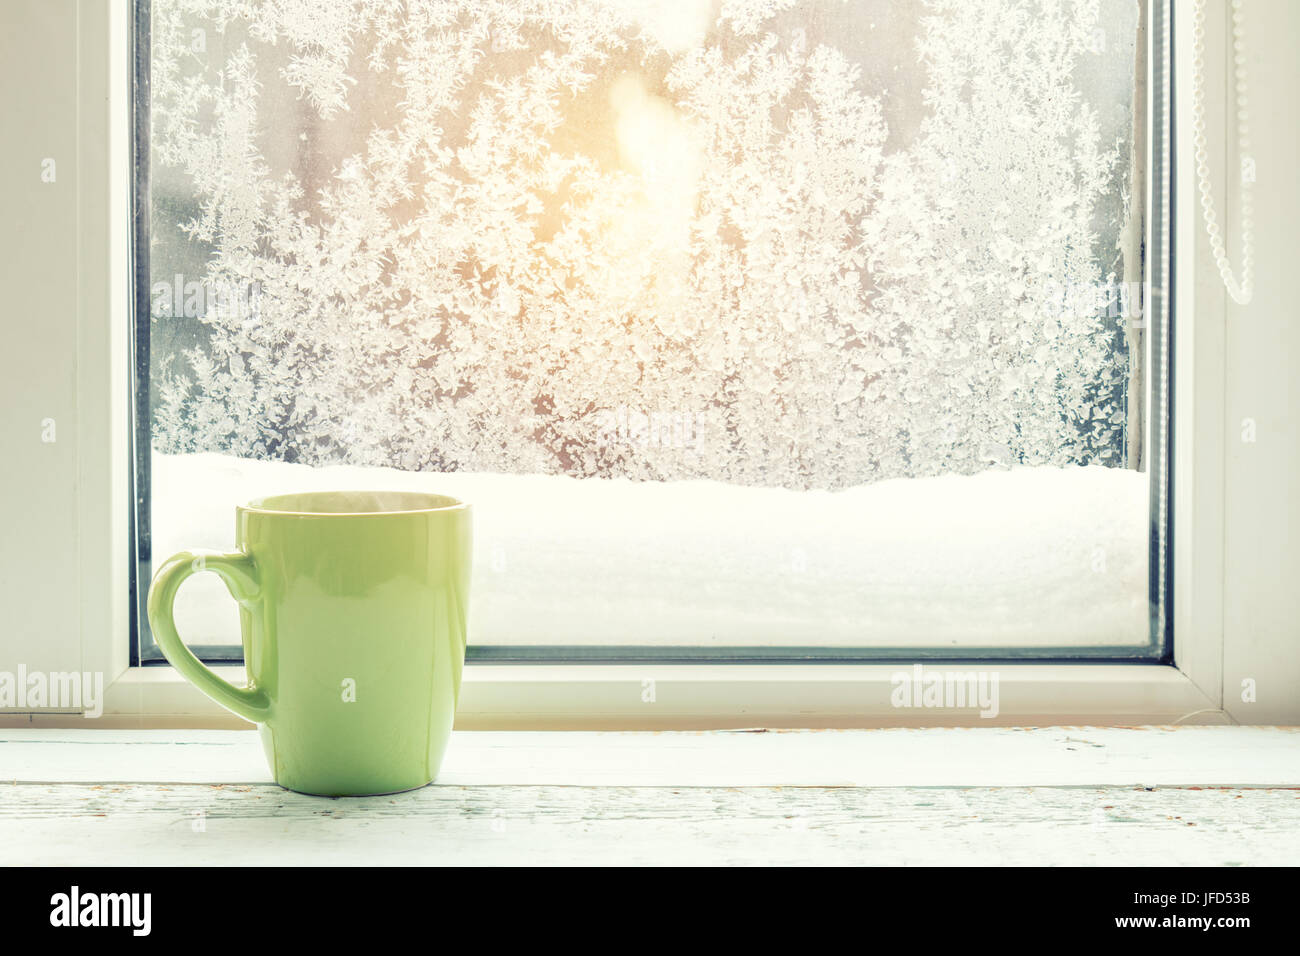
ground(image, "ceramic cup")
xmin=147 ymin=490 xmax=472 ymax=796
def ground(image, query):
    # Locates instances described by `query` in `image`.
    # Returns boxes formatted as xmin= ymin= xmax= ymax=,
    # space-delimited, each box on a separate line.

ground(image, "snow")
xmin=153 ymin=452 xmax=1149 ymax=649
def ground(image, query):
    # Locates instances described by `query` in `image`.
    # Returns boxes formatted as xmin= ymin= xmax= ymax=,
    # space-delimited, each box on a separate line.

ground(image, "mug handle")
xmin=146 ymin=550 xmax=271 ymax=724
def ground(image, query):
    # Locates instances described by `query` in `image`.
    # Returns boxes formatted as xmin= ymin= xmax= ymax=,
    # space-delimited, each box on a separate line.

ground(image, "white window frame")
xmin=5 ymin=0 xmax=1289 ymax=729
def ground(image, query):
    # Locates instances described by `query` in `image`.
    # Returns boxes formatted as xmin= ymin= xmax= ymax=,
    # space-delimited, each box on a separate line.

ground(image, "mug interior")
xmin=243 ymin=490 xmax=465 ymax=516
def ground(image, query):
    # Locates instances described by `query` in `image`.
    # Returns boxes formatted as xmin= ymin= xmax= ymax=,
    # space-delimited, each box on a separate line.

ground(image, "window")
xmin=131 ymin=0 xmax=1171 ymax=665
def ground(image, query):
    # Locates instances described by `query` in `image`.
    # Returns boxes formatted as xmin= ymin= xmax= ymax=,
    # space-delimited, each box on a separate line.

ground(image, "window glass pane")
xmin=142 ymin=0 xmax=1160 ymax=656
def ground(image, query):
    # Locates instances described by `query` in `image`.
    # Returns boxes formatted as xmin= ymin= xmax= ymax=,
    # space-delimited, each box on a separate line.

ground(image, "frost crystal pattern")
xmin=150 ymin=0 xmax=1141 ymax=490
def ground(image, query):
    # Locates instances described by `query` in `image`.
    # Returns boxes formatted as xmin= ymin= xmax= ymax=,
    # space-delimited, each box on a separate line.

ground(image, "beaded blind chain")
xmin=1191 ymin=0 xmax=1254 ymax=305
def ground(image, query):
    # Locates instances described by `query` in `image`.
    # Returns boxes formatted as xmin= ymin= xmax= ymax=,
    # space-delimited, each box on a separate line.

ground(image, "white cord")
xmin=1191 ymin=0 xmax=1254 ymax=305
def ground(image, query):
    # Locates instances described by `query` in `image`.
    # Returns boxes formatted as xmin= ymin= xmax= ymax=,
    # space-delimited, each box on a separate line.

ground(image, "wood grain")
xmin=2 ymin=783 xmax=1297 ymax=865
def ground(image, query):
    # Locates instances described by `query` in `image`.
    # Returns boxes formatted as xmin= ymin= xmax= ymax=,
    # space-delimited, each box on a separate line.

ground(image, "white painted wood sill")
xmin=2 ymin=727 xmax=1298 ymax=865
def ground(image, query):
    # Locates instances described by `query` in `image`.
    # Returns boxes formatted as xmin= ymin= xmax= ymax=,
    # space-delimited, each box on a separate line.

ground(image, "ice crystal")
xmin=150 ymin=0 xmax=1138 ymax=490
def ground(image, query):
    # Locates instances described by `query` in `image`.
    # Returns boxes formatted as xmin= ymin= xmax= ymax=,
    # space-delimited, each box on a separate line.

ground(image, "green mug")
xmin=147 ymin=490 xmax=472 ymax=796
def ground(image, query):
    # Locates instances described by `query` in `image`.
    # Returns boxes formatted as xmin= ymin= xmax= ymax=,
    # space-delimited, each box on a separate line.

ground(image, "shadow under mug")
xmin=146 ymin=490 xmax=472 ymax=796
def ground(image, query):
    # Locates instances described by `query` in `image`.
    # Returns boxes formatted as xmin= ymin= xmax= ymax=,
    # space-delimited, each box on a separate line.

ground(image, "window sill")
xmin=2 ymin=727 xmax=1296 ymax=865
xmin=3 ymin=726 xmax=1293 ymax=787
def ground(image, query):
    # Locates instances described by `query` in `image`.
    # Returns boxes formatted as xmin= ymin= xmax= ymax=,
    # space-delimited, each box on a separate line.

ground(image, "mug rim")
xmin=241 ymin=489 xmax=469 ymax=517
